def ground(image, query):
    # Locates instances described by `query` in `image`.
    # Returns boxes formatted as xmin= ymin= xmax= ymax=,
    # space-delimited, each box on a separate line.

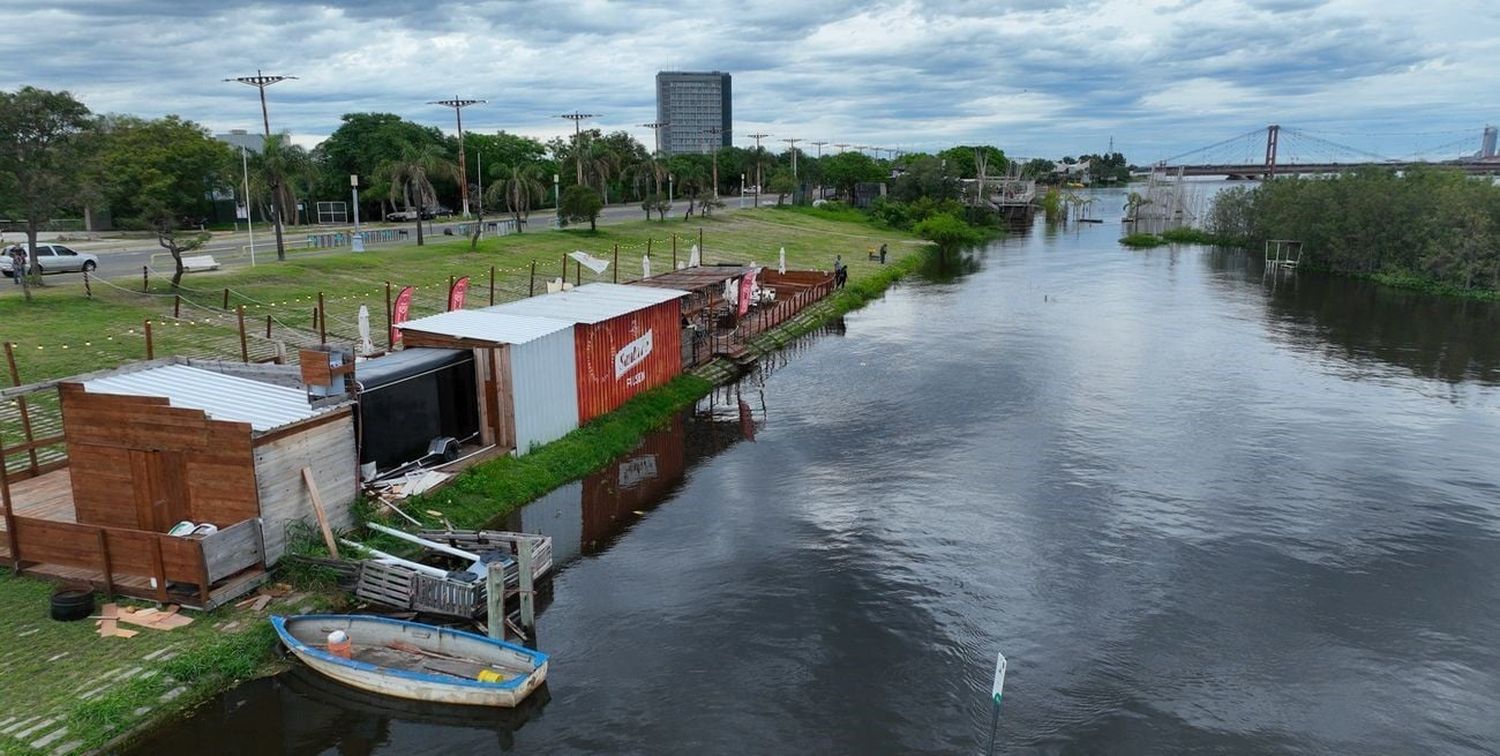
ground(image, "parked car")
xmin=385 ymin=207 xmax=445 ymax=222
xmin=0 ymin=244 xmax=99 ymax=277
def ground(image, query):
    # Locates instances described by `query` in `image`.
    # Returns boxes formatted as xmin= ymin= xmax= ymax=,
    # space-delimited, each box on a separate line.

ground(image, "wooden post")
xmin=528 ymin=260 xmax=536 ymax=296
xmin=575 ymin=259 xmax=580 ymax=286
xmin=222 ymin=288 xmax=230 ymax=309
xmin=142 ymin=265 xmax=149 ymax=291
xmin=448 ymin=276 xmax=455 ymax=311
xmin=698 ymin=227 xmax=704 ymax=257
xmin=647 ymin=238 xmax=653 ymax=266
xmin=3 ymin=342 xmax=38 ymax=473
xmin=83 ymin=270 xmax=91 ymax=298
xmin=317 ymin=292 xmax=327 ymax=344
xmin=144 ymin=320 xmax=154 ymax=360
xmin=561 ymin=251 xmax=567 ymax=280
xmin=237 ymin=306 xmax=248 ymax=362
xmin=173 ymin=294 xmax=181 ymax=319
xmin=265 ymin=315 xmax=272 ymax=339
xmin=300 ymin=467 xmax=340 ymax=559
xmin=384 ymin=281 xmax=393 ymax=349
xmin=0 ymin=458 xmax=20 ymax=573
xmin=612 ymin=244 xmax=619 ymax=282
xmin=311 ymin=307 xmax=319 ymax=331
xmin=486 ymin=561 xmax=505 ymax=641
xmin=517 ymin=537 xmax=536 ymax=638
xmin=672 ymin=233 xmax=677 ymax=269
xmin=489 ymin=265 xmax=496 ymax=306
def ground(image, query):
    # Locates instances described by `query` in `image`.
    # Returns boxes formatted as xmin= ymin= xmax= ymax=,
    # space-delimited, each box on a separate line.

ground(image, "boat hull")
xmin=272 ymin=614 xmax=547 ymax=708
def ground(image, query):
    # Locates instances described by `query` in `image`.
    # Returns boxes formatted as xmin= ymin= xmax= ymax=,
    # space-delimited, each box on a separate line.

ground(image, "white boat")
xmin=272 ymin=614 xmax=548 ymax=707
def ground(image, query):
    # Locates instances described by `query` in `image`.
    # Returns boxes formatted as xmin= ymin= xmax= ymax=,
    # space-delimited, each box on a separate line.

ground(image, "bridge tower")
xmin=1264 ymin=124 xmax=1280 ymax=178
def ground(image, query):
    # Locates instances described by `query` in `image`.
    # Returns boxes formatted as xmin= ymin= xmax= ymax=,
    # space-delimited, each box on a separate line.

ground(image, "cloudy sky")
xmin=2 ymin=0 xmax=1497 ymax=163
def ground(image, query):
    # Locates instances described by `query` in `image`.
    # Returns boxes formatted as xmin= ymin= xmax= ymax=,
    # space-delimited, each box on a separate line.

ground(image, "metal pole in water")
xmin=986 ymin=651 xmax=1007 ymax=755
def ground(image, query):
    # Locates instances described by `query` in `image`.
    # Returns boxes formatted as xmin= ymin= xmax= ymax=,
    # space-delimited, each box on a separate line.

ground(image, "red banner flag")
xmin=737 ymin=268 xmax=759 ymax=317
xmin=448 ymin=276 xmax=470 ymax=311
xmin=390 ymin=285 xmax=414 ymax=343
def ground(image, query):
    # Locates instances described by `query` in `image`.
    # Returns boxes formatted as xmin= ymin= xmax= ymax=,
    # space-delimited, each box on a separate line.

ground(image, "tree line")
xmin=1208 ymin=167 xmax=1500 ymax=293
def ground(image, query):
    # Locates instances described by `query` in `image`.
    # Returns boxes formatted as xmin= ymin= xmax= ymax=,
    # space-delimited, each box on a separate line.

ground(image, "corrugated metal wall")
xmin=508 ymin=324 xmax=580 ymax=454
xmin=574 ymin=300 xmax=683 ymax=423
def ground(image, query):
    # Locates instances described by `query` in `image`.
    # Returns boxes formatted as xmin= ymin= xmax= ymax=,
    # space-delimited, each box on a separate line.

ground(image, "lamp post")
xmin=350 ymin=174 xmax=360 ymax=234
xmin=740 ymin=173 xmax=746 ymax=209
xmin=224 ymin=70 xmax=296 ymax=261
xmin=668 ymin=174 xmax=674 ymax=204
xmin=430 ymin=97 xmax=486 ymax=217
xmin=553 ymin=173 xmax=560 ymax=226
xmin=747 ymin=132 xmax=770 ymax=208
xmin=639 ymin=121 xmax=668 ymax=196
xmin=554 ymin=111 xmax=599 ymax=186
xmin=782 ymin=138 xmax=802 ymax=181
xmin=241 ymin=145 xmax=255 ymax=266
xmin=704 ymin=126 xmax=724 ymax=197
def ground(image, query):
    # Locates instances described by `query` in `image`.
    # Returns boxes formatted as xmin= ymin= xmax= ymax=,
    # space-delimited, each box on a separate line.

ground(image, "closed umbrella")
xmin=778 ymin=246 xmax=786 ymax=274
xmin=643 ymin=254 xmax=651 ymax=279
xmin=357 ymin=305 xmax=373 ymax=355
xmin=688 ymin=244 xmax=701 ymax=268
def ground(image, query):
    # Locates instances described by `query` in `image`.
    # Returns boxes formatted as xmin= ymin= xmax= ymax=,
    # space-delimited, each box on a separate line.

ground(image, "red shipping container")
xmin=573 ymin=299 xmax=682 ymax=423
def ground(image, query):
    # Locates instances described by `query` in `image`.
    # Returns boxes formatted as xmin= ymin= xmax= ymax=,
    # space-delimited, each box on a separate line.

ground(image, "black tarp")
xmin=355 ymin=348 xmax=479 ymax=470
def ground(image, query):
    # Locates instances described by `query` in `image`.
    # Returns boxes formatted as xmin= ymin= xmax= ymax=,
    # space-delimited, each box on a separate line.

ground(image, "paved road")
xmin=0 ymin=198 xmax=755 ymax=294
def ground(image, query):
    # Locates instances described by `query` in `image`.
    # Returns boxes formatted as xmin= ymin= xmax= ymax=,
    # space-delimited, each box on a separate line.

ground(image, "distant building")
xmin=215 ymin=129 xmax=263 ymax=153
xmin=655 ymin=71 xmax=731 ymax=155
xmin=1481 ymin=125 xmax=1497 ymax=159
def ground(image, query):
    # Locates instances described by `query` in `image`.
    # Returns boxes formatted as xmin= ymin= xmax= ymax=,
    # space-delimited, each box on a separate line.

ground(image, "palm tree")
xmin=256 ymin=134 xmax=296 ymax=261
xmin=581 ymin=141 xmax=619 ymax=204
xmin=1123 ymin=191 xmax=1152 ymax=222
xmin=376 ymin=143 xmax=460 ymax=247
xmin=624 ymin=154 xmax=665 ymax=204
xmin=485 ymin=163 xmax=546 ymax=233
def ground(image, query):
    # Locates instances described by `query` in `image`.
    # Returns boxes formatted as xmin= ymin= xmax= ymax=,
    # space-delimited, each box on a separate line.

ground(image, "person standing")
xmin=7 ymin=245 xmax=24 ymax=285
xmin=879 ymin=243 xmax=888 ymax=264
xmin=833 ymin=254 xmax=845 ymax=289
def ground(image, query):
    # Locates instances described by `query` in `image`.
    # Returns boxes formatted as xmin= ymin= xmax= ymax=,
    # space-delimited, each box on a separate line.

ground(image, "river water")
xmin=132 ymin=188 xmax=1500 ymax=755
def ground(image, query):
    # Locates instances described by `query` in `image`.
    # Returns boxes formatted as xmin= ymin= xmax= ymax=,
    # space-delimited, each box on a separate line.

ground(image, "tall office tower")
xmin=656 ymin=71 xmax=732 ymax=155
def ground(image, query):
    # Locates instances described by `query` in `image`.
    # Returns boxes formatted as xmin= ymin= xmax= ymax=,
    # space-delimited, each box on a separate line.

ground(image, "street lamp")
xmin=224 ymin=70 xmax=296 ymax=262
xmin=350 ymin=173 xmax=361 ymax=233
xmin=430 ymin=97 xmax=486 ymax=217
xmin=554 ymin=111 xmax=599 ymax=186
xmin=639 ymin=121 xmax=668 ymax=195
xmin=240 ymin=145 xmax=256 ymax=266
xmin=553 ymin=173 xmax=560 ymax=226
xmin=704 ymin=126 xmax=724 ymax=197
xmin=782 ymin=137 xmax=802 ymax=181
xmin=740 ymin=173 xmax=746 ymax=209
xmin=747 ymin=132 xmax=770 ymax=208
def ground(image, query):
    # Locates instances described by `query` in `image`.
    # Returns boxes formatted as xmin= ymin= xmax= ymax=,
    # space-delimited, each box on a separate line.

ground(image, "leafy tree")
xmin=642 ymin=193 xmax=671 ymax=221
xmin=560 ymin=185 xmax=603 ymax=231
xmin=821 ymin=152 xmax=884 ymax=202
xmin=91 ymin=115 xmax=233 ymax=286
xmin=891 ymin=155 xmax=961 ymax=203
xmin=936 ymin=145 xmax=1007 ymax=179
xmin=913 ymin=212 xmax=982 ymax=261
xmin=316 ymin=113 xmax=448 ymax=217
xmin=767 ymin=171 xmax=796 ymax=206
xmin=0 ymin=86 xmax=92 ymax=299
xmin=377 ymin=143 xmax=460 ymax=246
xmin=1020 ymin=158 xmax=1056 ymax=181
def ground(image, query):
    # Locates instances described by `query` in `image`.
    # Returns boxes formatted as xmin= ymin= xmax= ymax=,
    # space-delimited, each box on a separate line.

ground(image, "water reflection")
xmin=1204 ymin=247 xmax=1500 ymax=384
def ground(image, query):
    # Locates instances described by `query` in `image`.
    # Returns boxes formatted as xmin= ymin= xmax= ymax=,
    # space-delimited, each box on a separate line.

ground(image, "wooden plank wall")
xmin=252 ymin=411 xmax=357 ymax=565
xmin=59 ymin=385 xmax=261 ymax=531
xmin=12 ymin=515 xmax=205 ymax=583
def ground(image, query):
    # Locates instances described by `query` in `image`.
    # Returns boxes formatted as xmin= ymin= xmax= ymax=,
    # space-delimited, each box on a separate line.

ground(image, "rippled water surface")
xmin=134 ymin=190 xmax=1500 ymax=754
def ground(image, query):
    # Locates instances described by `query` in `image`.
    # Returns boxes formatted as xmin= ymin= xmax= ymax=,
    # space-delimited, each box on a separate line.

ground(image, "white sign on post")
xmin=992 ymin=652 xmax=1007 ymax=705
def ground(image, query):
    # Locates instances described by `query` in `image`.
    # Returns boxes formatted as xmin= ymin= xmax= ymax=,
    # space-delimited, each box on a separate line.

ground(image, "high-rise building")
xmin=215 ymin=128 xmax=264 ymax=153
xmin=656 ymin=71 xmax=731 ymax=155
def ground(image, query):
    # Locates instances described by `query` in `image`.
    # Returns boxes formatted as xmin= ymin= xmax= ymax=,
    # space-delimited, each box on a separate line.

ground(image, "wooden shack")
xmin=0 ymin=360 xmax=358 ymax=608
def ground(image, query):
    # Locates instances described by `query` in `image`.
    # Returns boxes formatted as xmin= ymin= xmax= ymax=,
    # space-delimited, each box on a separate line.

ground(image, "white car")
xmin=1 ymin=244 xmax=99 ymax=276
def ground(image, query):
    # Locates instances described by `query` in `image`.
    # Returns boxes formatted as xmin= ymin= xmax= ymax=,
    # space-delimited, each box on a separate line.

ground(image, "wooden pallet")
xmin=416 ymin=530 xmax=554 ymax=582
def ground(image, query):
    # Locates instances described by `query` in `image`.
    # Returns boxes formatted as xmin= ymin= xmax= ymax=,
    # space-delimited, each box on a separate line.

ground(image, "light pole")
xmin=810 ymin=141 xmax=828 ymax=200
xmin=704 ymin=126 xmax=724 ymax=197
xmin=350 ymin=174 xmax=361 ymax=235
xmin=553 ymin=173 xmax=560 ymax=225
xmin=241 ymin=145 xmax=256 ymax=266
xmin=430 ymin=97 xmax=486 ymax=217
xmin=639 ymin=121 xmax=668 ymax=196
xmin=835 ymin=143 xmax=850 ymax=153
xmin=224 ymin=70 xmax=296 ymax=261
xmin=668 ymin=174 xmax=674 ymax=204
xmin=748 ymin=132 xmax=770 ymax=207
xmin=554 ymin=111 xmax=599 ymax=186
xmin=740 ymin=173 xmax=746 ymax=209
xmin=782 ymin=137 xmax=802 ymax=181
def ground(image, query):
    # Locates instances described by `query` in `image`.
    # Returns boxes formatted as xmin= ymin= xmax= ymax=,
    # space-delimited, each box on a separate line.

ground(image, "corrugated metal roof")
xmin=398 ymin=310 xmax=574 ymax=344
xmin=485 ymin=282 xmax=688 ymax=325
xmin=82 ymin=364 xmax=332 ymax=432
xmin=355 ymin=347 xmax=471 ymax=389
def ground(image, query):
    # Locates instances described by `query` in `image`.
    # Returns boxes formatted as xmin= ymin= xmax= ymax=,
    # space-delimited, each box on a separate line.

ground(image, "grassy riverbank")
xmin=0 ymin=208 xmax=929 ymax=751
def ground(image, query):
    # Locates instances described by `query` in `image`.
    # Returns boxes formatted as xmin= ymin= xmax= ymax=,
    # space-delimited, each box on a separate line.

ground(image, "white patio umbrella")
xmin=778 ymin=246 xmax=787 ymax=274
xmin=643 ymin=254 xmax=652 ymax=279
xmin=357 ymin=305 xmax=374 ymax=355
xmin=688 ymin=244 xmax=701 ymax=267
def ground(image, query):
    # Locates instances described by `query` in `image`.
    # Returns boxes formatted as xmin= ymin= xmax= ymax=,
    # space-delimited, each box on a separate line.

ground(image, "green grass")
xmin=0 ymin=210 xmax=912 ymax=383
xmin=1120 ymin=228 xmax=1224 ymax=248
xmin=0 ymin=570 xmax=341 ymax=755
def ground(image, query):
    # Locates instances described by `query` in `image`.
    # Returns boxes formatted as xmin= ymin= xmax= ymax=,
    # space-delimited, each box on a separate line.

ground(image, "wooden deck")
xmin=6 ymin=467 xmax=77 ymax=522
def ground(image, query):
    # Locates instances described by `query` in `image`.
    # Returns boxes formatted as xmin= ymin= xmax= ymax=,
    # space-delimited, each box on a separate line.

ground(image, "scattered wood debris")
xmin=94 ymin=603 xmax=192 ymax=637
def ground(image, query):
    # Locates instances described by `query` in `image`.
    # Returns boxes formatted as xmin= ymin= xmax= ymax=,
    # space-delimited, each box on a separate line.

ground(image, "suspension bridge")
xmin=1151 ymin=124 xmax=1500 ymax=178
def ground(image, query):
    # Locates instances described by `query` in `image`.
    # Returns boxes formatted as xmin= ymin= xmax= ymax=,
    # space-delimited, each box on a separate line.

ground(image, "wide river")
xmin=134 ymin=187 xmax=1500 ymax=754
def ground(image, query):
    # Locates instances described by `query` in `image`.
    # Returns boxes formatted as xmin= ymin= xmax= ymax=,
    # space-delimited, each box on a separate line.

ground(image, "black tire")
xmin=50 ymin=587 xmax=95 ymax=622
xmin=82 ymin=260 xmax=96 ymax=272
